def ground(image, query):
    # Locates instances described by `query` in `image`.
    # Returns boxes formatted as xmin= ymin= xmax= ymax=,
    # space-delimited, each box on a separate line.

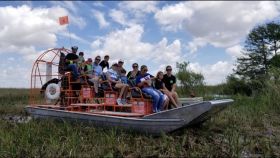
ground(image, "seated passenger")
xmin=78 ymin=52 xmax=85 ymax=72
xmin=65 ymin=46 xmax=80 ymax=80
xmin=127 ymin=63 xmax=140 ymax=87
xmin=83 ymin=58 xmax=93 ymax=84
xmin=106 ymin=63 xmax=129 ymax=105
xmin=163 ymin=65 xmax=180 ymax=107
xmin=99 ymin=55 xmax=110 ymax=71
xmin=120 ymin=69 xmax=128 ymax=84
xmin=136 ymin=65 xmax=167 ymax=113
xmin=88 ymin=56 xmax=102 ymax=96
xmin=84 ymin=58 xmax=93 ymax=74
xmin=117 ymin=59 xmax=126 ymax=76
xmin=154 ymin=71 xmax=179 ymax=109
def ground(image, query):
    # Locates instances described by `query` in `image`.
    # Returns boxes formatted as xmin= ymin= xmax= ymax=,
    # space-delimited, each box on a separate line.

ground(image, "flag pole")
xmin=59 ymin=16 xmax=72 ymax=48
xmin=67 ymin=24 xmax=72 ymax=47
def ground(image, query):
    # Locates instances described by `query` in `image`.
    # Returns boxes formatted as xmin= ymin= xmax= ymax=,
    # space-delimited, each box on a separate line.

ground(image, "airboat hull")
xmin=25 ymin=99 xmax=233 ymax=135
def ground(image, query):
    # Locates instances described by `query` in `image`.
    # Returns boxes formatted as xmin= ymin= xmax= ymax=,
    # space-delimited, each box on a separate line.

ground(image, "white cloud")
xmin=110 ymin=1 xmax=159 ymax=26
xmin=0 ymin=4 xmax=90 ymax=88
xmin=3 ymin=1 xmax=278 ymax=88
xmin=186 ymin=38 xmax=207 ymax=54
xmin=91 ymin=39 xmax=102 ymax=49
xmin=91 ymin=9 xmax=109 ymax=28
xmin=119 ymin=1 xmax=158 ymax=14
xmin=62 ymin=1 xmax=78 ymax=14
xmin=0 ymin=5 xmax=69 ymax=59
xmin=0 ymin=62 xmax=30 ymax=88
xmin=154 ymin=2 xmax=193 ymax=31
xmin=226 ymin=45 xmax=244 ymax=59
xmin=90 ymin=24 xmax=182 ymax=75
xmin=58 ymin=31 xmax=90 ymax=45
xmin=50 ymin=1 xmax=78 ymax=14
xmin=92 ymin=1 xmax=104 ymax=7
xmin=109 ymin=9 xmax=129 ymax=26
xmin=152 ymin=38 xmax=181 ymax=64
xmin=189 ymin=61 xmax=234 ymax=85
xmin=95 ymin=24 xmax=153 ymax=60
xmin=155 ymin=1 xmax=280 ymax=52
xmin=50 ymin=1 xmax=86 ymax=29
xmin=69 ymin=15 xmax=86 ymax=29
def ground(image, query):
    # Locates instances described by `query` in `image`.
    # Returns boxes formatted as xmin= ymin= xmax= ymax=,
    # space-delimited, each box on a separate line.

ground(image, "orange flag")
xmin=59 ymin=16 xmax=69 ymax=25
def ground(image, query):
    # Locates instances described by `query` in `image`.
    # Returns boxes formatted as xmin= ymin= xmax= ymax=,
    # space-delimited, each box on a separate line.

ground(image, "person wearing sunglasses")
xmin=127 ymin=63 xmax=140 ymax=87
xmin=163 ymin=65 xmax=180 ymax=107
xmin=136 ymin=65 xmax=168 ymax=113
xmin=154 ymin=71 xmax=179 ymax=109
xmin=88 ymin=56 xmax=102 ymax=96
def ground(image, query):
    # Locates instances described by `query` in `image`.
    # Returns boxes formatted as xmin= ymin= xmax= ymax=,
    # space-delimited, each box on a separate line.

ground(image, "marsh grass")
xmin=0 ymin=88 xmax=279 ymax=157
xmin=0 ymin=88 xmax=29 ymax=115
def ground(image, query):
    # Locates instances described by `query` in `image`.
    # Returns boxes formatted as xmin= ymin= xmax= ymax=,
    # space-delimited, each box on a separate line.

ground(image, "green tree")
xmin=223 ymin=74 xmax=252 ymax=96
xmin=269 ymin=54 xmax=280 ymax=68
xmin=235 ymin=21 xmax=280 ymax=81
xmin=176 ymin=61 xmax=204 ymax=96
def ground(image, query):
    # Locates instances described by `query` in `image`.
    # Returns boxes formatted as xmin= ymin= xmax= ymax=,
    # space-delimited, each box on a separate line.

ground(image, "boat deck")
xmin=36 ymin=103 xmax=141 ymax=117
xmin=90 ymin=111 xmax=144 ymax=117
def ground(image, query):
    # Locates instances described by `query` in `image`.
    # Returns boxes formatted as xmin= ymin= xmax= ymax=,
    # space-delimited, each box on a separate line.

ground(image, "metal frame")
xmin=29 ymin=48 xmax=154 ymax=117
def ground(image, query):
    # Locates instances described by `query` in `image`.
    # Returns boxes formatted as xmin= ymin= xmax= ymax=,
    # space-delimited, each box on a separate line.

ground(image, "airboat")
xmin=25 ymin=48 xmax=233 ymax=135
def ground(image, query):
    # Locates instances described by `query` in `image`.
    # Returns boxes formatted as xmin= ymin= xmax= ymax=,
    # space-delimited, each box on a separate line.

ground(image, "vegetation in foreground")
xmin=0 ymin=88 xmax=279 ymax=157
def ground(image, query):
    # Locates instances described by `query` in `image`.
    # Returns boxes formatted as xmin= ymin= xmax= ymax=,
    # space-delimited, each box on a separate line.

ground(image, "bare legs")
xmin=172 ymin=91 xmax=180 ymax=107
xmin=162 ymin=96 xmax=170 ymax=110
xmin=88 ymin=76 xmax=99 ymax=94
xmin=115 ymin=83 xmax=129 ymax=99
xmin=161 ymin=90 xmax=178 ymax=107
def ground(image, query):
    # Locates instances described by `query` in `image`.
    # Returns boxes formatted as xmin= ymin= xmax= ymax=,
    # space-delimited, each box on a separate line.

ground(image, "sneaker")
xmin=116 ymin=98 xmax=123 ymax=105
xmin=121 ymin=99 xmax=127 ymax=105
xmin=152 ymin=108 xmax=157 ymax=113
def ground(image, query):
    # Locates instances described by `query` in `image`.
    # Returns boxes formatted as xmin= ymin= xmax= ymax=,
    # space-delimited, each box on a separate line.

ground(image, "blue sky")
xmin=0 ymin=1 xmax=279 ymax=88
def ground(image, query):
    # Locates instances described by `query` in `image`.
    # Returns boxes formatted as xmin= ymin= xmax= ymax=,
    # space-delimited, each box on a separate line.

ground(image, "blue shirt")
xmin=92 ymin=63 xmax=102 ymax=77
xmin=107 ymin=69 xmax=119 ymax=81
xmin=136 ymin=73 xmax=153 ymax=86
xmin=120 ymin=76 xmax=128 ymax=84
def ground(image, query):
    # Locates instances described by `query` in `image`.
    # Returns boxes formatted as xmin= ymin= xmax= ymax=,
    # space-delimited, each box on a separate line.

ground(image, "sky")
xmin=0 ymin=1 xmax=280 ymax=88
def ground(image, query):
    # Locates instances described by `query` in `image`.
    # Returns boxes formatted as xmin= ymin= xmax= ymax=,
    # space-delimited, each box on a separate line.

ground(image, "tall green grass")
xmin=0 ymin=88 xmax=279 ymax=157
xmin=0 ymin=88 xmax=29 ymax=115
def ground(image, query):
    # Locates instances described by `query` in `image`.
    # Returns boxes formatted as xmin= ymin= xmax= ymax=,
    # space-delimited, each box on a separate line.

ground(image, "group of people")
xmin=64 ymin=46 xmax=180 ymax=113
